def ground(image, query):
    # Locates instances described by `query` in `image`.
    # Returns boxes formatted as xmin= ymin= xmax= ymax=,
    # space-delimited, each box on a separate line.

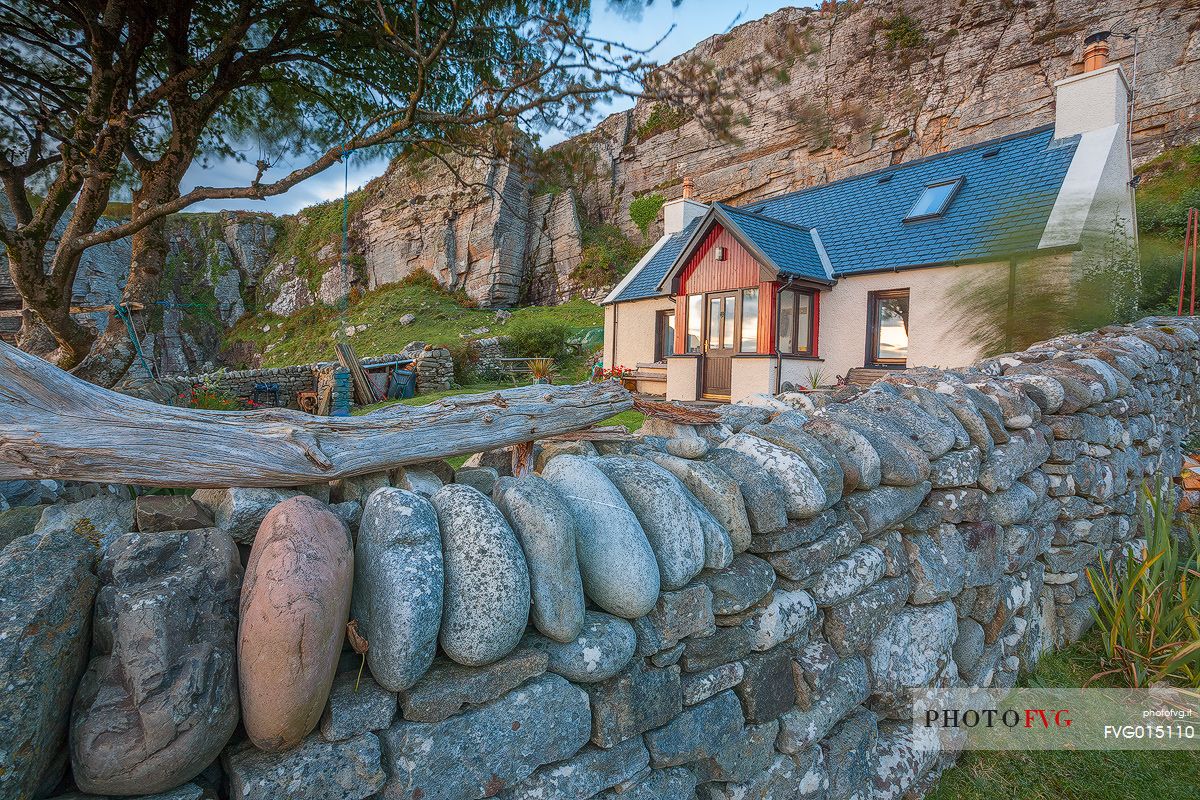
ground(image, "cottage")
xmin=602 ymin=37 xmax=1136 ymax=402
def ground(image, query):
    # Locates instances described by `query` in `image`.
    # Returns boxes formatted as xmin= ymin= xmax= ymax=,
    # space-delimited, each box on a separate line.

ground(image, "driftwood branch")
xmin=0 ymin=342 xmax=634 ymax=488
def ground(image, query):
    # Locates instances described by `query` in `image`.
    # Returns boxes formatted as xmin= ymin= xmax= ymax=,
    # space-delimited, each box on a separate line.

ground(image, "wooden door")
xmin=702 ymin=292 xmax=737 ymax=399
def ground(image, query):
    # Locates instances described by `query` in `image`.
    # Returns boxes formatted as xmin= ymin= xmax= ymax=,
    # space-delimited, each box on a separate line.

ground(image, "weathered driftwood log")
xmin=0 ymin=341 xmax=633 ymax=488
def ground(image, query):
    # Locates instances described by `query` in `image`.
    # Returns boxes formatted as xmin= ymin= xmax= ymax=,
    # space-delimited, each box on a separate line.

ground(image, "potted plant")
xmin=529 ymin=357 xmax=555 ymax=385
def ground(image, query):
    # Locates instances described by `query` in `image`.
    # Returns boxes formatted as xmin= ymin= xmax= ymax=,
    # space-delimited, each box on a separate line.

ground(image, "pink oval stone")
xmin=238 ymin=495 xmax=353 ymax=751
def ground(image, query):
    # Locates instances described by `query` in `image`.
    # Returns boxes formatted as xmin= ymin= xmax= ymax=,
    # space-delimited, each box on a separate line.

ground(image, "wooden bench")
xmin=497 ymin=357 xmax=553 ymax=384
xmin=844 ymin=367 xmax=899 ymax=387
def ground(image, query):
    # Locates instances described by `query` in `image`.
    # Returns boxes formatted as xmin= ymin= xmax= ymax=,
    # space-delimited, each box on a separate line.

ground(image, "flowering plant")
xmin=592 ymin=364 xmax=633 ymax=382
xmin=177 ymin=371 xmax=244 ymax=410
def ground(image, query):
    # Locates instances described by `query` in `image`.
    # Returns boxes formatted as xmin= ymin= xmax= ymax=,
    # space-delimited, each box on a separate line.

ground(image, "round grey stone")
xmin=430 ymin=485 xmax=530 ymax=666
xmin=521 ymin=611 xmax=636 ymax=683
xmin=352 ymin=488 xmax=444 ymax=690
xmin=593 ymin=456 xmax=705 ymax=590
xmin=717 ymin=433 xmax=827 ymax=519
xmin=493 ymin=476 xmax=586 ymax=643
xmin=541 ymin=456 xmax=660 ymax=619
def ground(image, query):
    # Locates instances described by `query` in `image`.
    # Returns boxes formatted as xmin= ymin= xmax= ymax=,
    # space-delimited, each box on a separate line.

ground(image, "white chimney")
xmin=1040 ymin=32 xmax=1137 ymax=251
xmin=1053 ymin=32 xmax=1130 ymax=139
xmin=663 ymin=176 xmax=708 ymax=235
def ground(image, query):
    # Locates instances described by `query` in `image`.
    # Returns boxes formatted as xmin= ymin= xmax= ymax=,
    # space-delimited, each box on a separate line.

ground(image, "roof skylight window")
xmin=904 ymin=178 xmax=963 ymax=221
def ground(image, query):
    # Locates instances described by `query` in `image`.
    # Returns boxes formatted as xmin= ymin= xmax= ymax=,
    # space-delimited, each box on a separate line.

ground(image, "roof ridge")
xmin=741 ymin=123 xmax=1065 ymax=213
xmin=715 ymin=201 xmax=814 ymax=232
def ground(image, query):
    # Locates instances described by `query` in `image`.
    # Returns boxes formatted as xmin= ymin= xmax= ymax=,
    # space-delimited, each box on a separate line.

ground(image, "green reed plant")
xmin=1086 ymin=480 xmax=1200 ymax=687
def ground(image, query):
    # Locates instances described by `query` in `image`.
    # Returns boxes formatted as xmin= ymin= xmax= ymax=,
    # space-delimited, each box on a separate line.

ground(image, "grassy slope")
xmin=227 ymin=274 xmax=602 ymax=368
xmin=928 ymin=630 xmax=1200 ymax=800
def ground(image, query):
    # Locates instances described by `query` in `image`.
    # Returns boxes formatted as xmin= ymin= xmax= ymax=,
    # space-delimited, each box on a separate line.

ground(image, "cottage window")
xmin=655 ymin=310 xmax=676 ymax=362
xmin=685 ymin=294 xmax=703 ymax=353
xmin=905 ymin=178 xmax=963 ymax=221
xmin=867 ymin=289 xmax=910 ymax=366
xmin=776 ymin=289 xmax=814 ymax=356
xmin=740 ymin=288 xmax=759 ymax=352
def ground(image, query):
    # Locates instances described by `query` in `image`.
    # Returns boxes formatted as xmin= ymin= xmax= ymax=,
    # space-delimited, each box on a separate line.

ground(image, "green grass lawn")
xmin=927 ymin=630 xmax=1200 ymax=800
xmin=227 ymin=274 xmax=603 ymax=369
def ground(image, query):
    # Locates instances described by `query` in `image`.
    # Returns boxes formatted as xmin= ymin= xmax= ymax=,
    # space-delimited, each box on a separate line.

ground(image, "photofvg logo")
xmin=911 ymin=688 xmax=1200 ymax=751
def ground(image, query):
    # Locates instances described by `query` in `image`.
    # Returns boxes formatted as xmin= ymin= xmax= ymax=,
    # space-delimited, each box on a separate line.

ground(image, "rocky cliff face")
xmin=573 ymin=0 xmax=1200 ymax=239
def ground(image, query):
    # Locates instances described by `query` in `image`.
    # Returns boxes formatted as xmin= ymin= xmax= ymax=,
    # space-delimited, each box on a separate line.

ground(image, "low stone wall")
xmin=157 ymin=344 xmax=454 ymax=407
xmin=1 ymin=316 xmax=1197 ymax=800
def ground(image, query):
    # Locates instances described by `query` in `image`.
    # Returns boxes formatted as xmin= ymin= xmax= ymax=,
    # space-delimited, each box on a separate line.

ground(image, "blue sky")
xmin=185 ymin=0 xmax=802 ymax=214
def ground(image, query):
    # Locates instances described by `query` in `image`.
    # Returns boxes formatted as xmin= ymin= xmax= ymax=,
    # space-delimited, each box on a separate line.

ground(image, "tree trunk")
xmin=71 ymin=205 xmax=170 ymax=387
xmin=4 ymin=239 xmax=94 ymax=366
xmin=0 ymin=340 xmax=634 ymax=488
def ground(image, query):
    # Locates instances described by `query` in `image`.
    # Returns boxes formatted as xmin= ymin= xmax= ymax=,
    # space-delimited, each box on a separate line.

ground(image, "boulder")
xmin=692 ymin=553 xmax=776 ymax=615
xmin=843 ymin=482 xmax=932 ymax=536
xmin=522 ymin=611 xmax=636 ymax=683
xmin=744 ymin=589 xmax=818 ymax=651
xmin=642 ymin=451 xmax=752 ymax=553
xmin=133 ymin=495 xmax=214 ymax=532
xmin=0 ymin=504 xmax=43 ymax=550
xmin=430 ymin=485 xmax=530 ymax=666
xmin=319 ymin=669 xmax=397 ymax=741
xmin=743 ymin=422 xmax=845 ymax=506
xmin=802 ymin=416 xmax=882 ymax=492
xmin=71 ymin=529 xmax=242 ymax=795
xmin=541 ymin=456 xmax=660 ymax=618
xmin=191 ymin=487 xmax=301 ymax=543
xmin=704 ymin=448 xmax=789 ymax=534
xmin=454 ymin=466 xmax=499 ymax=495
xmin=380 ymin=674 xmax=591 ymax=799
xmin=824 ymin=575 xmax=912 ymax=656
xmin=0 ymin=531 xmax=98 ymax=800
xmin=394 ymin=467 xmax=444 ymax=497
xmin=805 ymin=545 xmax=886 ymax=606
xmin=586 ymin=661 xmax=683 ymax=748
xmin=351 ymin=488 xmax=443 ymax=691
xmin=400 ymin=648 xmax=548 ymax=723
xmin=718 ymin=433 xmax=826 ymax=519
xmin=34 ymin=495 xmax=134 ymax=549
xmin=868 ymin=602 xmax=958 ymax=694
xmin=239 ymin=496 xmax=353 ymax=752
xmin=644 ymin=690 xmax=745 ymax=768
xmin=501 ymin=738 xmax=649 ymax=799
xmin=819 ymin=409 xmax=930 ymax=487
xmin=851 ymin=392 xmax=956 ymax=457
xmin=493 ymin=476 xmax=586 ymax=642
xmin=224 ymin=733 xmax=385 ymax=800
xmin=594 ymin=456 xmax=706 ymax=589
xmin=777 ymin=657 xmax=869 ymax=753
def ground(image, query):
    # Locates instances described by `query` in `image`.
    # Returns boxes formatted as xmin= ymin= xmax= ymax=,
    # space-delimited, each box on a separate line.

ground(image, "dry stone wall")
xmin=149 ymin=345 xmax=454 ymax=408
xmin=0 ymin=316 xmax=1197 ymax=800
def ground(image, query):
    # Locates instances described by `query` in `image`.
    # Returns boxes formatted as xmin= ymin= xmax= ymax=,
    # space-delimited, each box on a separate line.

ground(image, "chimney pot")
xmin=1082 ymin=31 xmax=1111 ymax=73
xmin=682 ymin=177 xmax=695 ymax=200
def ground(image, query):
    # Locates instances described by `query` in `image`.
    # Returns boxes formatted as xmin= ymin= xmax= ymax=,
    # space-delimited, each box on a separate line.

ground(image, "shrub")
xmin=629 ymin=193 xmax=665 ymax=237
xmin=636 ymin=104 xmax=688 ymax=142
xmin=572 ymin=223 xmax=646 ymax=291
xmin=504 ymin=318 xmax=573 ymax=362
xmin=446 ymin=341 xmax=480 ymax=384
xmin=882 ymin=13 xmax=925 ymax=51
xmin=1086 ymin=480 xmax=1200 ymax=688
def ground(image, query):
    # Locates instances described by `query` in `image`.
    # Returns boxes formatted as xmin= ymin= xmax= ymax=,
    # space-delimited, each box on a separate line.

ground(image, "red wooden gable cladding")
xmin=671 ymin=223 xmax=780 ymax=355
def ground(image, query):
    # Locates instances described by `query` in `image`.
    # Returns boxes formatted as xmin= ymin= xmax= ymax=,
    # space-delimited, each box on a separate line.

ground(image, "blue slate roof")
xmin=716 ymin=203 xmax=829 ymax=282
xmin=608 ymin=125 xmax=1079 ymax=303
xmin=746 ymin=124 xmax=1079 ymax=276
xmin=612 ymin=217 xmax=701 ymax=302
